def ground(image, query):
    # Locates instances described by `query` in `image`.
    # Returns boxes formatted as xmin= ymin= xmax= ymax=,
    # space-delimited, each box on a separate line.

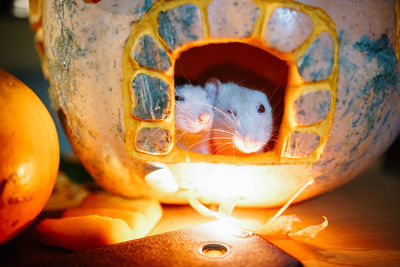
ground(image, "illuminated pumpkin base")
xmin=30 ymin=0 xmax=400 ymax=207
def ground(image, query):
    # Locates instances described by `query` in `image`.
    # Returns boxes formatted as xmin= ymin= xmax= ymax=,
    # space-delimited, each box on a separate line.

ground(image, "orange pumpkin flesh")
xmin=79 ymin=192 xmax=163 ymax=224
xmin=0 ymin=69 xmax=59 ymax=244
xmin=36 ymin=193 xmax=162 ymax=251
xmin=36 ymin=215 xmax=134 ymax=251
xmin=62 ymin=208 xmax=149 ymax=238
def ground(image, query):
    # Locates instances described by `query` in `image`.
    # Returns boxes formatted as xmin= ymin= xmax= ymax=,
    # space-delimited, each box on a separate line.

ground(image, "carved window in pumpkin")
xmin=122 ymin=0 xmax=338 ymax=165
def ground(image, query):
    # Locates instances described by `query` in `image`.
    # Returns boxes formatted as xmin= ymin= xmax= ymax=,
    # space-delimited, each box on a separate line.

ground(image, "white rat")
xmin=205 ymin=78 xmax=273 ymax=156
xmin=174 ymin=83 xmax=216 ymax=154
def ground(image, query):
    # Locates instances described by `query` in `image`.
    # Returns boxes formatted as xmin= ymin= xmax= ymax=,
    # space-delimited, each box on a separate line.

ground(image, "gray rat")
xmin=204 ymin=78 xmax=273 ymax=155
xmin=174 ymin=83 xmax=216 ymax=154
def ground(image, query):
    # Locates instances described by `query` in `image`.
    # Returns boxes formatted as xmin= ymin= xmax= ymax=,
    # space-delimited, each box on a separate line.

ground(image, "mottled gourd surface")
xmin=31 ymin=0 xmax=400 ymax=207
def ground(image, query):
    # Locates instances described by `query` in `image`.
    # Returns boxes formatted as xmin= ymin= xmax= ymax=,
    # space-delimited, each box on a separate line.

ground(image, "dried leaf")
xmin=188 ymin=195 xmax=218 ymax=218
xmin=188 ymin=194 xmax=328 ymax=240
xmin=256 ymin=215 xmax=301 ymax=236
xmin=219 ymin=196 xmax=241 ymax=218
xmin=289 ymin=216 xmax=328 ymax=239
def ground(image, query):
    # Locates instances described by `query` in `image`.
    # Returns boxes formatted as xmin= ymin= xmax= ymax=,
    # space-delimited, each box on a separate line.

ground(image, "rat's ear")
xmin=204 ymin=77 xmax=220 ymax=101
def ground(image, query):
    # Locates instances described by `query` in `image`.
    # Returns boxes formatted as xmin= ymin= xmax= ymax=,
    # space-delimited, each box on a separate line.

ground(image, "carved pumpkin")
xmin=29 ymin=0 xmax=400 ymax=207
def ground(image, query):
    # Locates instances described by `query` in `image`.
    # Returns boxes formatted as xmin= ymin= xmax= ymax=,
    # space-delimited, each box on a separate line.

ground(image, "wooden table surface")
xmin=1 ymin=160 xmax=399 ymax=266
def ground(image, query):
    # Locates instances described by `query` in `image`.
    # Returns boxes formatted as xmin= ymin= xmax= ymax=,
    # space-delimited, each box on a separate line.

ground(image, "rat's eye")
xmin=257 ymin=104 xmax=265 ymax=113
xmin=175 ymin=95 xmax=184 ymax=101
xmin=227 ymin=109 xmax=237 ymax=116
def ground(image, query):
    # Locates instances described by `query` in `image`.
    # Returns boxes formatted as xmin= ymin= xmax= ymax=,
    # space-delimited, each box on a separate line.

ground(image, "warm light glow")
xmin=212 ymin=217 xmax=252 ymax=238
xmin=145 ymin=167 xmax=178 ymax=194
xmin=189 ymin=195 xmax=252 ymax=237
xmin=188 ymin=177 xmax=327 ymax=239
xmin=169 ymin=162 xmax=314 ymax=206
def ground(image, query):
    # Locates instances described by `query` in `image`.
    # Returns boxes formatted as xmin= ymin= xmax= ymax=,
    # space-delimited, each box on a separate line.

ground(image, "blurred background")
xmin=0 ymin=0 xmax=73 ymax=155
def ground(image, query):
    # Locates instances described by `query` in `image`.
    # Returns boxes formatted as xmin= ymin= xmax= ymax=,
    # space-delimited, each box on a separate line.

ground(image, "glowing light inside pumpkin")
xmin=169 ymin=162 xmax=306 ymax=206
xmin=145 ymin=167 xmax=178 ymax=194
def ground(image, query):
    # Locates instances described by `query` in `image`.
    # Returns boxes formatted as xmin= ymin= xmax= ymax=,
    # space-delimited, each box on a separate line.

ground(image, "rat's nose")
xmin=234 ymin=135 xmax=262 ymax=153
xmin=243 ymin=136 xmax=262 ymax=152
xmin=199 ymin=113 xmax=211 ymax=125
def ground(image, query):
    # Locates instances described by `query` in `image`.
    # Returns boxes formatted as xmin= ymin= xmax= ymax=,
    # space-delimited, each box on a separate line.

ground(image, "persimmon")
xmin=0 ymin=69 xmax=59 ymax=244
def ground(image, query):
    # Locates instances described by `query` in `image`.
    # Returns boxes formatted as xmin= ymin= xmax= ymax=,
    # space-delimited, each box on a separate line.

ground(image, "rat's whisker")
xmin=209 ymin=129 xmax=235 ymax=136
xmin=216 ymin=143 xmax=236 ymax=155
xmin=186 ymin=138 xmax=212 ymax=150
xmin=212 ymin=106 xmax=236 ymax=126
xmin=213 ymin=144 xmax=231 ymax=154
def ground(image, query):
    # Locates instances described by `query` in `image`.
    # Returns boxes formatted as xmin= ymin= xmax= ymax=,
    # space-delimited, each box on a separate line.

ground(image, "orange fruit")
xmin=0 ymin=69 xmax=59 ymax=244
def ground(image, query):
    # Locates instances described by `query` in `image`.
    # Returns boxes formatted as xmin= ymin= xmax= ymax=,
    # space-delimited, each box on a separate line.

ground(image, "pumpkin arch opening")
xmin=123 ymin=1 xmax=339 ymax=165
xmin=173 ymin=42 xmax=288 ymax=155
